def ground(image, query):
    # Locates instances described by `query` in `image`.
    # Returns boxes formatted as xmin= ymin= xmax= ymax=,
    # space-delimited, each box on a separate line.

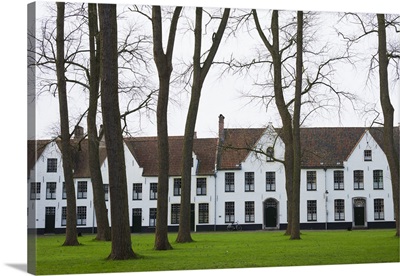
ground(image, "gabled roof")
xmin=124 ymin=136 xmax=218 ymax=176
xmin=27 ymin=139 xmax=51 ymax=174
xmin=218 ymin=126 xmax=398 ymax=169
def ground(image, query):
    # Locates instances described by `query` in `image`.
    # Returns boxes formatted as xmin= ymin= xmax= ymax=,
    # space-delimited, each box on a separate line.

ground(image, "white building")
xmin=27 ymin=116 xmax=398 ymax=234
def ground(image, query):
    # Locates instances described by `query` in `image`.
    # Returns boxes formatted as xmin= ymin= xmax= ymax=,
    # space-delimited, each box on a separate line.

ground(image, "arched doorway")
xmin=264 ymin=198 xmax=278 ymax=229
xmin=353 ymin=198 xmax=366 ymax=228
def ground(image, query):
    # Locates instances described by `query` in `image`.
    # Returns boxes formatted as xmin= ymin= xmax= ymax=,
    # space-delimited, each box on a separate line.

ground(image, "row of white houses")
xmin=27 ymin=115 xmax=399 ymax=234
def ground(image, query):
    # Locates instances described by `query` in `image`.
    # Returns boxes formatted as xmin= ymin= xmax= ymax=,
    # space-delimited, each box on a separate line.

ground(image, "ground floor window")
xmin=198 ymin=203 xmax=209 ymax=224
xmin=334 ymin=199 xmax=345 ymax=221
xmin=61 ymin=207 xmax=67 ymax=226
xmin=307 ymin=200 xmax=317 ymax=221
xmin=149 ymin=208 xmax=157 ymax=227
xmin=245 ymin=201 xmax=255 ymax=223
xmin=77 ymin=206 xmax=87 ymax=226
xmin=225 ymin=202 xmax=235 ymax=223
xmin=374 ymin=199 xmax=384 ymax=220
xmin=171 ymin=204 xmax=180 ymax=224
xmin=30 ymin=182 xmax=41 ymax=200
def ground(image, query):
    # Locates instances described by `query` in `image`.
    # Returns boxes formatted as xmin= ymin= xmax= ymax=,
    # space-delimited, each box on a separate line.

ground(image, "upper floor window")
xmin=46 ymin=182 xmax=57 ymax=200
xmin=47 ymin=158 xmax=57 ymax=173
xmin=132 ymin=183 xmax=143 ymax=200
xmin=354 ymin=170 xmax=364 ymax=190
xmin=30 ymin=182 xmax=41 ymax=200
xmin=150 ymin=183 xmax=157 ymax=200
xmin=266 ymin=147 xmax=274 ymax=162
xmin=373 ymin=170 xmax=383 ymax=190
xmin=77 ymin=181 xmax=87 ymax=199
xmin=225 ymin=172 xmax=235 ymax=192
xmin=334 ymin=170 xmax=344 ymax=190
xmin=196 ymin=178 xmax=207 ymax=196
xmin=173 ymin=178 xmax=181 ymax=196
xmin=244 ymin=172 xmax=254 ymax=192
xmin=62 ymin=182 xmax=67 ymax=199
xmin=265 ymin=172 xmax=276 ymax=191
xmin=364 ymin=150 xmax=372 ymax=161
xmin=307 ymin=171 xmax=317 ymax=191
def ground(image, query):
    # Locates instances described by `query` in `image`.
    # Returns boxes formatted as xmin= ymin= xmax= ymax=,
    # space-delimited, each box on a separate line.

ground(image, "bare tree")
xmin=176 ymin=7 xmax=230 ymax=243
xmin=87 ymin=3 xmax=111 ymax=241
xmin=99 ymin=3 xmax=135 ymax=259
xmin=377 ymin=14 xmax=399 ymax=237
xmin=151 ymin=5 xmax=182 ymax=250
xmin=56 ymin=2 xmax=79 ymax=246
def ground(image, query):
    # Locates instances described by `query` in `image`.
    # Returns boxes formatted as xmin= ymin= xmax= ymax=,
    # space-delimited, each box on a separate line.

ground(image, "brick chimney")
xmin=219 ymin=114 xmax=225 ymax=142
xmin=74 ymin=126 xmax=84 ymax=140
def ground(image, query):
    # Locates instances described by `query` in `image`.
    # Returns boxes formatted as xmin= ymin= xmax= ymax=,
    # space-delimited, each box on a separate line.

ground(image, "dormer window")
xmin=364 ymin=150 xmax=372 ymax=161
xmin=47 ymin=158 xmax=57 ymax=173
xmin=266 ymin=147 xmax=274 ymax=162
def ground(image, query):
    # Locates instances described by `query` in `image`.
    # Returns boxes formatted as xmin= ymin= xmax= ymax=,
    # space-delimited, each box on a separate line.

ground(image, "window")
xmin=46 ymin=182 xmax=57 ymax=200
xmin=104 ymin=184 xmax=109 ymax=201
xmin=354 ymin=170 xmax=364 ymax=190
xmin=62 ymin=182 xmax=67 ymax=199
xmin=225 ymin=172 xmax=235 ymax=192
xmin=373 ymin=170 xmax=383 ymax=190
xmin=364 ymin=150 xmax=372 ymax=161
xmin=77 ymin=181 xmax=87 ymax=199
xmin=30 ymin=182 xmax=40 ymax=200
xmin=266 ymin=172 xmax=276 ymax=191
xmin=173 ymin=178 xmax=181 ymax=196
xmin=307 ymin=200 xmax=317 ymax=221
xmin=132 ymin=183 xmax=142 ymax=200
xmin=171 ymin=204 xmax=180 ymax=224
xmin=334 ymin=171 xmax=344 ymax=190
xmin=77 ymin=206 xmax=87 ymax=225
xmin=245 ymin=172 xmax=254 ymax=192
xmin=334 ymin=199 xmax=345 ymax=221
xmin=150 ymin=183 xmax=157 ymax=200
xmin=225 ymin=202 xmax=235 ymax=223
xmin=61 ymin=207 xmax=67 ymax=226
xmin=266 ymin=147 xmax=274 ymax=162
xmin=307 ymin=171 xmax=317 ymax=191
xmin=149 ymin=208 xmax=157 ymax=227
xmin=47 ymin=158 xmax=57 ymax=173
xmin=374 ymin=199 xmax=384 ymax=220
xmin=199 ymin=203 xmax=209 ymax=224
xmin=196 ymin=178 xmax=207 ymax=195
xmin=245 ymin=201 xmax=255 ymax=223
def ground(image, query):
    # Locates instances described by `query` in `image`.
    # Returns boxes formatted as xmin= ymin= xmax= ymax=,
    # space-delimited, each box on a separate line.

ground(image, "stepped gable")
xmin=218 ymin=128 xmax=266 ymax=170
xmin=124 ymin=136 xmax=218 ymax=177
xmin=27 ymin=139 xmax=51 ymax=174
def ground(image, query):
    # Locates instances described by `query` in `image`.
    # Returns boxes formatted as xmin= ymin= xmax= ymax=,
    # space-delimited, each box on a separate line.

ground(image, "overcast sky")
xmin=29 ymin=0 xmax=400 ymax=140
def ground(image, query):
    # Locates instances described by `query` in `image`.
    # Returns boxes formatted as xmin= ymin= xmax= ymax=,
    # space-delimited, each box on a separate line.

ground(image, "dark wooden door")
xmin=354 ymin=206 xmax=365 ymax=226
xmin=45 ymin=207 xmax=56 ymax=233
xmin=132 ymin=208 xmax=142 ymax=233
xmin=265 ymin=206 xmax=277 ymax=227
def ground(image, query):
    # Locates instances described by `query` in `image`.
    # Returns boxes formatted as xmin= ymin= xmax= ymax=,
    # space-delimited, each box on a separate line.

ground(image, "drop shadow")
xmin=6 ymin=263 xmax=27 ymax=273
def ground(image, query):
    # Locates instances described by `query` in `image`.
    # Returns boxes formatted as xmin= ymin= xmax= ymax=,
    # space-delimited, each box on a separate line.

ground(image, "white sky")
xmin=0 ymin=1 xmax=399 ymax=276
xmin=29 ymin=0 xmax=400 ymax=140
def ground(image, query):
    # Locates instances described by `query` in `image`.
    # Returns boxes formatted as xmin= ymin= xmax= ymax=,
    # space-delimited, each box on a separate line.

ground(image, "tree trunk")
xmin=152 ymin=6 xmax=182 ymax=250
xmin=176 ymin=7 xmax=230 ymax=243
xmin=88 ymin=3 xmax=111 ymax=242
xmin=377 ymin=13 xmax=400 ymax=237
xmin=290 ymin=10 xmax=303 ymax=240
xmin=99 ymin=3 xmax=135 ymax=259
xmin=56 ymin=2 xmax=79 ymax=247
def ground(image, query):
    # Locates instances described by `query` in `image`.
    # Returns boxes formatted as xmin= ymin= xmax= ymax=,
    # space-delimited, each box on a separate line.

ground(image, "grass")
xmin=35 ymin=230 xmax=399 ymax=275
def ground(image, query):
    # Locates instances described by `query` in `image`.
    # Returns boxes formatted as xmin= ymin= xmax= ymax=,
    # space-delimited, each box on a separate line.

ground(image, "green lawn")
xmin=35 ymin=230 xmax=399 ymax=275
